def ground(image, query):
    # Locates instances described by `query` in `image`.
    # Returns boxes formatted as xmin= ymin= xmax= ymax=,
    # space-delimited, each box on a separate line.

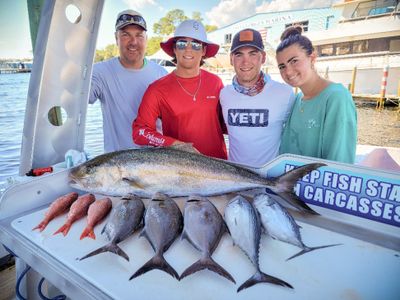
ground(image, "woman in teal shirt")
xmin=276 ymin=26 xmax=357 ymax=164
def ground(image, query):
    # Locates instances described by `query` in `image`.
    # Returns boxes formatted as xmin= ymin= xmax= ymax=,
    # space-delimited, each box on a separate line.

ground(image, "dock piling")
xmin=377 ymin=65 xmax=389 ymax=110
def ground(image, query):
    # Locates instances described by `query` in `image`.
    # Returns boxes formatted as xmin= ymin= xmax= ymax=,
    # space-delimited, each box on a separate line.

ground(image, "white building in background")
xmin=208 ymin=0 xmax=400 ymax=96
xmin=208 ymin=7 xmax=339 ymax=53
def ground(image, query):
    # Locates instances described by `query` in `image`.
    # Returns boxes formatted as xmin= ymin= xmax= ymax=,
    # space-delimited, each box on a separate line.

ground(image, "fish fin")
xmin=122 ymin=177 xmax=145 ymax=189
xmin=129 ymin=254 xmax=179 ymax=281
xmin=170 ymin=143 xmax=200 ymax=154
xmin=273 ymin=163 xmax=326 ymax=215
xmin=79 ymin=243 xmax=130 ymax=261
xmin=286 ymin=243 xmax=342 ymax=261
xmin=180 ymin=257 xmax=235 ymax=284
xmin=237 ymin=270 xmax=293 ymax=292
xmin=80 ymin=227 xmax=96 ymax=240
xmin=32 ymin=220 xmax=49 ymax=232
xmin=53 ymin=223 xmax=71 ymax=236
xmin=278 ymin=192 xmax=319 ymax=215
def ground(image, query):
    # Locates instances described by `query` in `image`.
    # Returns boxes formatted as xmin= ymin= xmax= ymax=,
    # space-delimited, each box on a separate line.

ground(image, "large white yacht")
xmin=306 ymin=0 xmax=400 ymax=95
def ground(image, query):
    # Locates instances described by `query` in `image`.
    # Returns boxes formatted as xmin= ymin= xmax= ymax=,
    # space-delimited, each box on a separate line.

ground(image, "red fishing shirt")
xmin=132 ymin=69 xmax=227 ymax=159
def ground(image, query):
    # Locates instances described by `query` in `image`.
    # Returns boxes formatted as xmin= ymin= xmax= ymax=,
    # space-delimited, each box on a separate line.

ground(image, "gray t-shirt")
xmin=89 ymin=57 xmax=168 ymax=153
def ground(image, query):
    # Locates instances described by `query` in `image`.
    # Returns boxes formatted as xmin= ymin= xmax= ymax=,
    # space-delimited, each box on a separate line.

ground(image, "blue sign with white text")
xmin=267 ymin=156 xmax=400 ymax=227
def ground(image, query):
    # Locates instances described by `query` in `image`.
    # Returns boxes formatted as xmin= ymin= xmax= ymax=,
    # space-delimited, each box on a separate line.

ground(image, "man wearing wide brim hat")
xmin=89 ymin=9 xmax=167 ymax=153
xmin=132 ymin=20 xmax=227 ymax=159
xmin=159 ymin=20 xmax=220 ymax=60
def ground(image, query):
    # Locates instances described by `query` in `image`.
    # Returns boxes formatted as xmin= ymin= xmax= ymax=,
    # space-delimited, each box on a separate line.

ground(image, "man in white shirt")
xmin=220 ymin=28 xmax=295 ymax=167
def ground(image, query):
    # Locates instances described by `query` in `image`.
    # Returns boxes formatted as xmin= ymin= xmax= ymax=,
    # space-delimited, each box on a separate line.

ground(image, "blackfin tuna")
xmin=253 ymin=193 xmax=341 ymax=260
xmin=224 ymin=195 xmax=293 ymax=292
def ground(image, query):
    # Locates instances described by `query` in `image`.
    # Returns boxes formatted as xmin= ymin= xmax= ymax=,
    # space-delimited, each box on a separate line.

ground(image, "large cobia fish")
xmin=69 ymin=146 xmax=324 ymax=214
xmin=253 ymin=193 xmax=341 ymax=261
xmin=224 ymin=195 xmax=293 ymax=292
xmin=80 ymin=195 xmax=144 ymax=262
xmin=180 ymin=196 xmax=235 ymax=283
xmin=129 ymin=193 xmax=183 ymax=281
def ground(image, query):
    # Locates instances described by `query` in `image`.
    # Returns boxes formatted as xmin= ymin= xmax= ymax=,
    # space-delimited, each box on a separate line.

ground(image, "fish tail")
xmin=32 ymin=220 xmax=49 ymax=232
xmin=79 ymin=226 xmax=96 ymax=240
xmin=80 ymin=243 xmax=130 ymax=261
xmin=129 ymin=254 xmax=179 ymax=281
xmin=273 ymin=163 xmax=326 ymax=215
xmin=237 ymin=270 xmax=293 ymax=293
xmin=286 ymin=243 xmax=342 ymax=261
xmin=180 ymin=257 xmax=235 ymax=283
xmin=53 ymin=222 xmax=72 ymax=236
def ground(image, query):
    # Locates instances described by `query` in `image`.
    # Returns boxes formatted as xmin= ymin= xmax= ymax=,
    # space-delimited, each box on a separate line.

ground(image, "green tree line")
xmin=95 ymin=9 xmax=217 ymax=62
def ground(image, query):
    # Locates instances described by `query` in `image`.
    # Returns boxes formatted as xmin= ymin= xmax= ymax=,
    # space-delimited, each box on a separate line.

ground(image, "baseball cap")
xmin=115 ymin=10 xmax=147 ymax=31
xmin=230 ymin=29 xmax=264 ymax=53
xmin=160 ymin=19 xmax=219 ymax=58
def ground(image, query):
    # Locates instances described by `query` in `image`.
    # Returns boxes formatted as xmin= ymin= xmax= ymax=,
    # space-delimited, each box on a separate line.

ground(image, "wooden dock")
xmin=0 ymin=256 xmax=16 ymax=300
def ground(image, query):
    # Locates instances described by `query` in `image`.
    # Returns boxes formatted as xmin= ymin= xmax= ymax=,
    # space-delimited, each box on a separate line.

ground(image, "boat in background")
xmin=0 ymin=1 xmax=399 ymax=299
xmin=306 ymin=0 xmax=400 ymax=96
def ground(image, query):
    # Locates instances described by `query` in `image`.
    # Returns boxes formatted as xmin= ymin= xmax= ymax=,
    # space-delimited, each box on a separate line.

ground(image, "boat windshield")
xmin=351 ymin=0 xmax=399 ymax=18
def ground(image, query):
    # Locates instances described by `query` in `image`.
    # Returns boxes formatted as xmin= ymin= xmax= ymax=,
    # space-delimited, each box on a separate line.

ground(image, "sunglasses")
xmin=175 ymin=39 xmax=203 ymax=51
xmin=116 ymin=14 xmax=147 ymax=30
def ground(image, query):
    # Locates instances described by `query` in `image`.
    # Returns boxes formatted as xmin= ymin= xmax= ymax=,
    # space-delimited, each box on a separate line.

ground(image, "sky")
xmin=0 ymin=0 xmax=335 ymax=59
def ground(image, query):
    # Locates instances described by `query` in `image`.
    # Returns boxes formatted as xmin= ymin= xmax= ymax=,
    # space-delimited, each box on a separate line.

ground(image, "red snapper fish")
xmin=54 ymin=193 xmax=96 ymax=236
xmin=32 ymin=192 xmax=79 ymax=232
xmin=80 ymin=197 xmax=112 ymax=240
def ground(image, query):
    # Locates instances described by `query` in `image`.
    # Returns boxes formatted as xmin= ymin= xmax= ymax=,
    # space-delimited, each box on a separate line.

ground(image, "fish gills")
xmin=80 ymin=195 xmax=144 ymax=262
xmin=32 ymin=192 xmax=78 ymax=232
xmin=129 ymin=193 xmax=182 ymax=281
xmin=180 ymin=196 xmax=235 ymax=283
xmin=80 ymin=197 xmax=112 ymax=240
xmin=254 ymin=193 xmax=341 ymax=261
xmin=53 ymin=193 xmax=95 ymax=236
xmin=224 ymin=195 xmax=293 ymax=292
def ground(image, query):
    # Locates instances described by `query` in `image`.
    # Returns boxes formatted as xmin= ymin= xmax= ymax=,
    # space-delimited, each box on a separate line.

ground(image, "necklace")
xmin=175 ymin=74 xmax=202 ymax=101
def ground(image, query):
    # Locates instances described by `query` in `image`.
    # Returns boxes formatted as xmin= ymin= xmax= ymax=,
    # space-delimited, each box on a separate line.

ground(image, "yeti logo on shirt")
xmin=228 ymin=109 xmax=269 ymax=127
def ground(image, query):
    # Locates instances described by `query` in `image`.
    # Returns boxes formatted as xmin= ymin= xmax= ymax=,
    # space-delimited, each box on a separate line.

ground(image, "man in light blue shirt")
xmin=89 ymin=9 xmax=167 ymax=153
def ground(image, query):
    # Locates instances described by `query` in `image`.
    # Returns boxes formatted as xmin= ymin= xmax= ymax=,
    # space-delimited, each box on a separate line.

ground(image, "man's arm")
xmin=88 ymin=64 xmax=102 ymax=104
xmin=132 ymin=87 xmax=177 ymax=147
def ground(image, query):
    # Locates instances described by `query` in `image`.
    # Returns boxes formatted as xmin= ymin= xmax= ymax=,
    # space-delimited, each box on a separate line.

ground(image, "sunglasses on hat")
xmin=175 ymin=39 xmax=203 ymax=51
xmin=116 ymin=14 xmax=147 ymax=30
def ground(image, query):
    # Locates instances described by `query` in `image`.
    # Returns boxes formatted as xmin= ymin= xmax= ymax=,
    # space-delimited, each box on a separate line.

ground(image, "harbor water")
xmin=0 ymin=72 xmax=399 ymax=190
